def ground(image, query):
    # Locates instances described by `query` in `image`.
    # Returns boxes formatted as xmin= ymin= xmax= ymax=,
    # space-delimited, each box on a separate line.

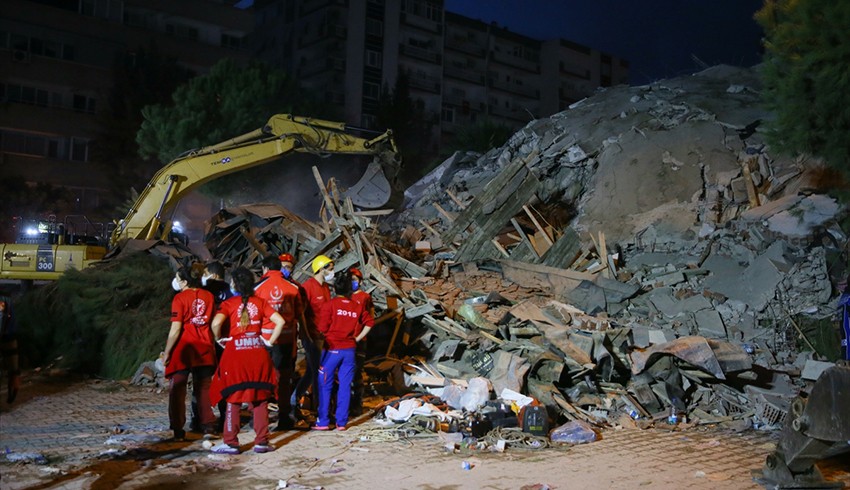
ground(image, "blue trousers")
xmin=317 ymin=347 xmax=355 ymax=428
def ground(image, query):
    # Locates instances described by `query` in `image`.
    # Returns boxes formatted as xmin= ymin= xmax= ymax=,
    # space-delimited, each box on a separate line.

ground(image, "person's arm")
xmin=268 ymin=312 xmax=285 ymax=345
xmin=211 ymin=312 xmax=226 ymax=340
xmin=355 ymin=306 xmax=374 ymax=343
xmin=317 ymin=301 xmax=332 ymax=335
xmin=164 ymin=321 xmax=183 ymax=365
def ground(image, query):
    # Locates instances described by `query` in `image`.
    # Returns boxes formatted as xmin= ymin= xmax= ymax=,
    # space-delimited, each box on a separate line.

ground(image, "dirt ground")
xmin=1 ymin=373 xmax=849 ymax=490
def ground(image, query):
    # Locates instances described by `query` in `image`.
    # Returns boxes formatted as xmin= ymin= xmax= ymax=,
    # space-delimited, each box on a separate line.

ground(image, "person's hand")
xmin=262 ymin=337 xmax=273 ymax=347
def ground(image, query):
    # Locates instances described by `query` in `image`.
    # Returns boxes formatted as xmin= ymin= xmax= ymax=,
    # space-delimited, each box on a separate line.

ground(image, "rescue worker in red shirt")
xmin=349 ymin=268 xmax=374 ymax=415
xmin=313 ymin=269 xmax=374 ymax=431
xmin=254 ymin=254 xmax=305 ymax=431
xmin=164 ymin=266 xmax=217 ymax=441
xmin=197 ymin=260 xmax=233 ymax=433
xmin=292 ymin=254 xmax=334 ymax=417
xmin=210 ymin=267 xmax=285 ymax=454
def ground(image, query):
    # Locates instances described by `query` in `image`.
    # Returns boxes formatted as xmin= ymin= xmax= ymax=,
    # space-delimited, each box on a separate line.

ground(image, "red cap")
xmin=350 ymin=267 xmax=363 ymax=279
xmin=279 ymin=253 xmax=295 ymax=264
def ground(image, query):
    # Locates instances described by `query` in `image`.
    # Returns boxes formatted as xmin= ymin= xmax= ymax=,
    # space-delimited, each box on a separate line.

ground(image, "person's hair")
xmin=262 ymin=255 xmax=282 ymax=271
xmin=333 ymin=269 xmax=354 ymax=298
xmin=205 ymin=261 xmax=225 ymax=278
xmin=230 ymin=267 xmax=256 ymax=328
xmin=177 ymin=265 xmax=202 ymax=288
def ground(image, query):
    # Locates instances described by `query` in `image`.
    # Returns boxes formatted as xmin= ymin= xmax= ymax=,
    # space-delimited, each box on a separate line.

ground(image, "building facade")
xmin=0 ymin=0 xmax=252 ymax=222
xmin=252 ymin=0 xmax=629 ymax=146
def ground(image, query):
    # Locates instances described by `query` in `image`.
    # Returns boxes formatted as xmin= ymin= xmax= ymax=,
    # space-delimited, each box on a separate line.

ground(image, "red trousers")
xmin=168 ymin=367 xmax=215 ymax=433
xmin=224 ymin=400 xmax=269 ymax=447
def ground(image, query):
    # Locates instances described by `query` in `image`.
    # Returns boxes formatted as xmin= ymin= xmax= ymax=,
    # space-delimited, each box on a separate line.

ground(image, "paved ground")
xmin=1 ymin=375 xmax=849 ymax=490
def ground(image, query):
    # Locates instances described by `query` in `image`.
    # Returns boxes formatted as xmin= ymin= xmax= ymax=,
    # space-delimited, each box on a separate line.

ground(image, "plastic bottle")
xmin=628 ymin=408 xmax=640 ymax=420
xmin=668 ymin=406 xmax=679 ymax=425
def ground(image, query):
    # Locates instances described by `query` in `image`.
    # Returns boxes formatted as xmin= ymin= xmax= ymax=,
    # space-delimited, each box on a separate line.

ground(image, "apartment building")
xmin=0 ymin=0 xmax=252 ymax=221
xmin=253 ymin=0 xmax=629 ymax=147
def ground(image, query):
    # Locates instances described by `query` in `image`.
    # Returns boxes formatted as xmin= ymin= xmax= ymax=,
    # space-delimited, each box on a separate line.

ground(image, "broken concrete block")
xmin=801 ymin=359 xmax=836 ymax=381
xmin=414 ymin=241 xmax=432 ymax=253
xmin=563 ymin=280 xmax=606 ymax=316
xmin=643 ymin=271 xmax=686 ymax=288
xmin=694 ymin=310 xmax=726 ymax=339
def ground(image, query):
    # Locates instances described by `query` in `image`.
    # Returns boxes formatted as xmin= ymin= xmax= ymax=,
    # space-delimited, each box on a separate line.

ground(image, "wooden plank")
xmin=362 ymin=263 xmax=405 ymax=298
xmin=454 ymin=172 xmax=540 ymax=262
xmin=382 ymin=248 xmax=428 ymax=278
xmin=433 ymin=202 xmax=456 ymax=223
xmin=540 ymin=227 xmax=582 ymax=269
xmin=443 ymin=150 xmax=539 ymax=243
xmin=354 ymin=209 xmax=394 ymax=217
xmin=598 ymin=231 xmax=610 ymax=279
xmin=384 ymin=312 xmax=405 ymax=356
xmin=510 ymin=218 xmax=539 ymax=259
xmin=446 ymin=189 xmax=467 ymax=210
xmin=523 ymin=205 xmax=554 ymax=246
xmin=239 ymin=227 xmax=269 ymax=256
xmin=499 ymin=259 xmax=596 ymax=297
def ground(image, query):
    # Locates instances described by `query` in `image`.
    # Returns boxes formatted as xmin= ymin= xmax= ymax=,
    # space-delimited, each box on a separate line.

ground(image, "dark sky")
xmin=444 ymin=0 xmax=765 ymax=85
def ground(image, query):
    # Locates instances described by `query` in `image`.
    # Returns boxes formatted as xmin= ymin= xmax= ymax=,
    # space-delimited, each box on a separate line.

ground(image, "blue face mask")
xmin=229 ymin=283 xmax=239 ymax=296
xmin=282 ymin=269 xmax=292 ymax=279
xmin=352 ymin=280 xmax=360 ymax=292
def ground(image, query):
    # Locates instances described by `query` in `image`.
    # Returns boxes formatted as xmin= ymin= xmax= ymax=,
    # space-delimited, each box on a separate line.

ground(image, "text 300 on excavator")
xmin=0 ymin=114 xmax=401 ymax=281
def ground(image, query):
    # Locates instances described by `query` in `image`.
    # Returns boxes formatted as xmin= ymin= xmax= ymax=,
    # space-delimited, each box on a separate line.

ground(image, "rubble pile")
xmin=152 ymin=65 xmax=847 ymax=442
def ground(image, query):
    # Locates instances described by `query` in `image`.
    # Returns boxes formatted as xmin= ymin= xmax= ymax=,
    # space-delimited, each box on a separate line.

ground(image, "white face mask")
xmin=323 ymin=271 xmax=335 ymax=283
xmin=171 ymin=277 xmax=182 ymax=292
xmin=201 ymin=274 xmax=210 ymax=286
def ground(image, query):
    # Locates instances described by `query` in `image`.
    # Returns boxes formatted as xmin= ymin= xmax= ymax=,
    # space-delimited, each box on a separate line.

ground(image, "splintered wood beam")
xmin=599 ymin=231 xmax=610 ymax=279
xmin=523 ymin=205 xmax=554 ymax=246
xmin=510 ymin=218 xmax=539 ymax=259
xmin=240 ymin=227 xmax=269 ymax=256
xmin=446 ymin=189 xmax=467 ymax=210
xmin=433 ymin=202 xmax=456 ymax=223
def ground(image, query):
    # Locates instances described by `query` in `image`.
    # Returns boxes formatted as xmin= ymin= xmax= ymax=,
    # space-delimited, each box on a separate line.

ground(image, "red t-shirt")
xmin=317 ymin=296 xmax=375 ymax=350
xmin=217 ymin=295 xmax=278 ymax=338
xmin=302 ymin=277 xmax=331 ymax=338
xmin=352 ymin=290 xmax=374 ymax=315
xmin=254 ymin=270 xmax=302 ymax=344
xmin=167 ymin=288 xmax=216 ymax=377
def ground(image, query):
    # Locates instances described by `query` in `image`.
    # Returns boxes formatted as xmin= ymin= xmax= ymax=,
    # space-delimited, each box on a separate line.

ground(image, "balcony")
xmin=445 ymin=39 xmax=486 ymax=57
xmin=399 ymin=44 xmax=441 ymax=64
xmin=488 ymin=104 xmax=529 ymax=122
xmin=298 ymin=23 xmax=347 ymax=48
xmin=299 ymin=0 xmax=339 ymax=15
xmin=299 ymin=56 xmax=345 ymax=77
xmin=489 ymin=50 xmax=540 ymax=73
xmin=442 ymin=92 xmax=465 ymax=106
xmin=444 ymin=65 xmax=485 ymax=85
xmin=409 ymin=74 xmax=441 ymax=94
xmin=400 ymin=12 xmax=442 ymax=34
xmin=489 ymin=78 xmax=538 ymax=99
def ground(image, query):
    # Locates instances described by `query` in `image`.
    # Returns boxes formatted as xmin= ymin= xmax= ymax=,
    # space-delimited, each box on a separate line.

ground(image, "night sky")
xmin=444 ymin=0 xmax=766 ymax=85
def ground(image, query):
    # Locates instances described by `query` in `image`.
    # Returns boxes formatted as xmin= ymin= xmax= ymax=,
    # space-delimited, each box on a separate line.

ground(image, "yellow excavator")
xmin=0 ymin=114 xmax=400 ymax=281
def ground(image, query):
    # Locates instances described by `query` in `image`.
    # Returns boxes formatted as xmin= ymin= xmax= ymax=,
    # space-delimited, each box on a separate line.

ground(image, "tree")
xmin=755 ymin=1 xmax=850 ymax=180
xmin=137 ymin=59 xmax=332 ymax=164
xmin=375 ymin=71 xmax=437 ymax=187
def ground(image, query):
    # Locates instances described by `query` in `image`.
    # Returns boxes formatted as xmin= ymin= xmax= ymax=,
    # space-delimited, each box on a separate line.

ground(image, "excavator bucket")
xmin=345 ymin=159 xmax=392 ymax=209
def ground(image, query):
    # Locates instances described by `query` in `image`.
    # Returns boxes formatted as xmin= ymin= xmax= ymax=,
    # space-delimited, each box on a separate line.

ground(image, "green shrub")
xmin=16 ymin=253 xmax=174 ymax=378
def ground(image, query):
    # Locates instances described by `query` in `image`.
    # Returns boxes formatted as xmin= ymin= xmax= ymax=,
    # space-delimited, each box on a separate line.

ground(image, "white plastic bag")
xmin=441 ymin=384 xmax=466 ymax=409
xmin=460 ymin=377 xmax=491 ymax=411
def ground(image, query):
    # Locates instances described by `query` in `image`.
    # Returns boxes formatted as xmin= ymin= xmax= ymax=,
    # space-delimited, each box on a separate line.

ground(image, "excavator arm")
xmin=110 ymin=114 xmax=400 ymax=248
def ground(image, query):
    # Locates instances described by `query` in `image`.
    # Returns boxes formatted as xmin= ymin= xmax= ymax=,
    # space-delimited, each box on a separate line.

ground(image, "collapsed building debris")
xmin=130 ymin=66 xmax=847 ymax=456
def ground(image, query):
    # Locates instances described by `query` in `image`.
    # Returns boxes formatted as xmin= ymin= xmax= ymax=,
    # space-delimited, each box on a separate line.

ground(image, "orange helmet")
xmin=350 ymin=267 xmax=363 ymax=279
xmin=279 ymin=253 xmax=295 ymax=264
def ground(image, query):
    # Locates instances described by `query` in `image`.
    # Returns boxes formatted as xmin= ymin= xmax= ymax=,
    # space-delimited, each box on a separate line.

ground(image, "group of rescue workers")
xmin=164 ymin=253 xmax=374 ymax=454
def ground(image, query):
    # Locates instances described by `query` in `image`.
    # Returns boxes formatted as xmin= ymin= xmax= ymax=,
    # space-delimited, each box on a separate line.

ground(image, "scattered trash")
xmin=5 ymin=450 xmax=48 ymax=465
xmin=549 ymin=420 xmax=599 ymax=445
